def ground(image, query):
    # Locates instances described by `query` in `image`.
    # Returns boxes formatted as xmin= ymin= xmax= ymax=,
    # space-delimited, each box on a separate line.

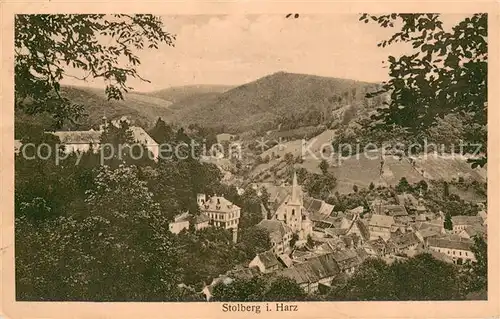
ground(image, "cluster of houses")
xmin=201 ymin=175 xmax=488 ymax=300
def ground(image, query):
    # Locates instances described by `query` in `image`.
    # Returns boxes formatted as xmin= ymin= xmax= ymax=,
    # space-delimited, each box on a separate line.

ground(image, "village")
xmin=14 ymin=115 xmax=488 ymax=301
xmin=168 ymin=171 xmax=487 ymax=301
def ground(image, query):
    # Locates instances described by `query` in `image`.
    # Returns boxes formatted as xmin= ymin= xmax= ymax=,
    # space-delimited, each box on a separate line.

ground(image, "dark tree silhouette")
xmin=360 ymin=14 xmax=487 ymax=168
xmin=15 ymin=14 xmax=174 ymax=127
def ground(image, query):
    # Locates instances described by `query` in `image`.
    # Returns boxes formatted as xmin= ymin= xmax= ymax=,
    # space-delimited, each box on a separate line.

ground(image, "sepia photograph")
xmin=1 ymin=2 xmax=498 ymax=318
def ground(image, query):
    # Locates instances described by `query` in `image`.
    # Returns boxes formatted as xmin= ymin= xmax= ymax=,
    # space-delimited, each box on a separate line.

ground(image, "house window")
xmin=292 ymin=209 xmax=295 ymax=216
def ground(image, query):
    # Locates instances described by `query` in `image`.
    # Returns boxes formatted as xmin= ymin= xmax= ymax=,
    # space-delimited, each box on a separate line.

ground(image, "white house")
xmin=451 ymin=215 xmax=483 ymax=234
xmin=427 ymin=236 xmax=476 ymax=264
xmin=256 ymin=219 xmax=293 ymax=254
xmin=49 ymin=116 xmax=160 ymax=160
xmin=197 ymin=193 xmax=241 ymax=243
xmin=368 ymin=214 xmax=395 ymax=241
xmin=248 ymin=250 xmax=281 ymax=274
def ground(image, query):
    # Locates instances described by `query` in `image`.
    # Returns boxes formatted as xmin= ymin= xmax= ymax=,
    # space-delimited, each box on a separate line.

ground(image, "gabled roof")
xmin=333 ymin=249 xmax=362 ymax=269
xmin=354 ymin=219 xmax=370 ymax=241
xmin=129 ymin=126 xmax=159 ymax=146
xmin=305 ymin=198 xmax=323 ymax=214
xmin=383 ymin=205 xmax=408 ymax=217
xmin=428 ymin=237 xmax=473 ymax=251
xmin=255 ymin=250 xmax=280 ymax=269
xmin=366 ymin=238 xmax=387 ymax=255
xmin=52 ymin=131 xmax=102 ymax=144
xmin=417 ymin=227 xmax=440 ymax=239
xmin=277 ymin=254 xmax=294 ymax=268
xmin=257 ymin=219 xmax=292 ymax=242
xmin=452 ymin=215 xmax=483 ymax=226
xmin=369 ymin=214 xmax=395 ymax=228
xmin=324 ymin=228 xmax=348 ymax=237
xmin=173 ymin=212 xmax=190 ymax=223
xmin=463 ymin=224 xmax=486 ymax=237
xmin=477 ymin=210 xmax=487 ymax=221
xmin=390 ymin=232 xmax=420 ymax=249
xmin=342 ymin=233 xmax=361 ymax=249
xmin=201 ymin=196 xmax=240 ymax=214
xmin=413 ymin=221 xmax=443 ymax=232
xmin=195 ymin=214 xmax=210 ymax=224
xmin=278 ymin=253 xmax=340 ymax=284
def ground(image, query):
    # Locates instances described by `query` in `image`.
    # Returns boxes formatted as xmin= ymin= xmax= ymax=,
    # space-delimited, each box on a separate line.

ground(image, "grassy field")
xmin=250 ymin=128 xmax=487 ymax=195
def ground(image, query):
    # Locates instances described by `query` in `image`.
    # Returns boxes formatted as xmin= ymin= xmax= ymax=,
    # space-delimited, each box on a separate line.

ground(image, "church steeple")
xmin=291 ymin=171 xmax=300 ymax=204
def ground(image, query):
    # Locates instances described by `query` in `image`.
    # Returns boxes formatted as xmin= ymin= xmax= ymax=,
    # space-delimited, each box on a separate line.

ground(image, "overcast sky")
xmin=61 ymin=14 xmax=468 ymax=92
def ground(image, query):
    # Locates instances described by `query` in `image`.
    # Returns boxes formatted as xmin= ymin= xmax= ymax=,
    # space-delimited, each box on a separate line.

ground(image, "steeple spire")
xmin=291 ymin=170 xmax=299 ymax=203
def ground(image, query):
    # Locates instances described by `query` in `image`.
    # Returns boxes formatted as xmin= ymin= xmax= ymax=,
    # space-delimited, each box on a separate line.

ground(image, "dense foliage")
xmin=15 ymin=14 xmax=174 ymax=128
xmin=360 ymin=14 xmax=487 ymax=167
xmin=328 ymin=254 xmax=464 ymax=300
xmin=212 ymin=275 xmax=306 ymax=301
xmin=15 ymin=118 xmax=271 ymax=300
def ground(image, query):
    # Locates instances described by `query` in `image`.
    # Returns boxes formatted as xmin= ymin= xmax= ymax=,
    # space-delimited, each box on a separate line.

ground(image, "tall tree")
xmin=444 ymin=213 xmax=453 ymax=231
xmin=15 ymin=14 xmax=174 ymax=128
xmin=16 ymin=164 xmax=183 ymax=301
xmin=264 ymin=276 xmax=306 ymax=301
xmin=360 ymin=14 xmax=487 ymax=168
xmin=466 ymin=236 xmax=487 ymax=292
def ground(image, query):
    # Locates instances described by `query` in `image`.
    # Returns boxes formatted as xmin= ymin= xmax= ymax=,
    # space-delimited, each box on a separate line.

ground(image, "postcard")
xmin=1 ymin=1 xmax=498 ymax=318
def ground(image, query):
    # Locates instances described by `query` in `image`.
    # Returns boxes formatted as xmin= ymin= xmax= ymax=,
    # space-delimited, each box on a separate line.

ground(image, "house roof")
xmin=255 ymin=250 xmax=280 ymax=269
xmin=413 ymin=221 xmax=442 ymax=233
xmin=195 ymin=214 xmax=210 ymax=224
xmin=366 ymin=238 xmax=387 ymax=255
xmin=426 ymin=249 xmax=454 ymax=263
xmin=201 ymin=196 xmax=240 ymax=214
xmin=383 ymin=205 xmax=408 ymax=217
xmin=342 ymin=233 xmax=361 ymax=249
xmin=417 ymin=227 xmax=440 ymax=239
xmin=369 ymin=214 xmax=395 ymax=228
xmin=416 ymin=214 xmax=427 ymax=222
xmin=452 ymin=215 xmax=483 ymax=226
xmin=278 ymin=253 xmax=340 ymax=284
xmin=173 ymin=212 xmax=190 ymax=223
xmin=390 ymin=232 xmax=420 ymax=249
xmin=428 ymin=237 xmax=473 ymax=251
xmin=324 ymin=228 xmax=348 ymax=237
xmin=316 ymin=243 xmax=335 ymax=254
xmin=354 ymin=219 xmax=370 ymax=241
xmin=52 ymin=131 xmax=102 ymax=144
xmin=129 ymin=126 xmax=159 ymax=146
xmin=304 ymin=198 xmax=323 ymax=214
xmin=477 ymin=210 xmax=487 ymax=222
xmin=463 ymin=224 xmax=486 ymax=237
xmin=257 ymin=219 xmax=292 ymax=242
xmin=349 ymin=206 xmax=365 ymax=215
xmin=333 ymin=249 xmax=362 ymax=269
xmin=277 ymin=254 xmax=294 ymax=268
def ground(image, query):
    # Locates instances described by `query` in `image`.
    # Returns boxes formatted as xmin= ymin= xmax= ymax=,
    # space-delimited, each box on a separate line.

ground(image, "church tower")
xmin=290 ymin=171 xmax=301 ymax=205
